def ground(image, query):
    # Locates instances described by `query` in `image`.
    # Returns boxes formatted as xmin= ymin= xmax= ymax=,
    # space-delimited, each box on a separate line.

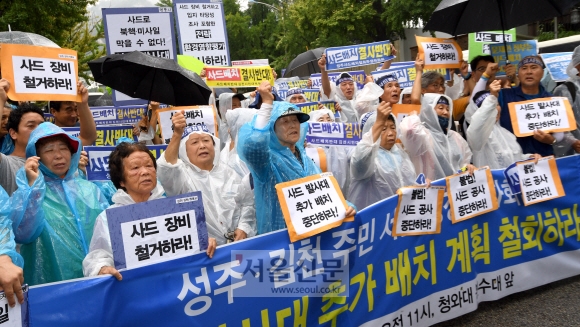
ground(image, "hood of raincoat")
xmin=225 ymin=108 xmax=256 ymax=142
xmin=26 ymin=122 xmax=81 ymax=180
xmin=420 ymin=93 xmax=453 ymax=134
xmin=567 ymin=45 xmax=580 ymax=78
xmin=218 ymin=93 xmax=235 ymax=121
xmin=178 ymin=125 xmax=221 ymax=172
xmin=308 ymin=108 xmax=335 ymax=123
xmin=360 ymin=111 xmax=397 ymax=135
xmin=268 ymin=101 xmax=310 ymax=152
xmin=398 ymin=87 xmax=412 ymax=104
xmin=111 ymin=182 xmax=165 ymax=206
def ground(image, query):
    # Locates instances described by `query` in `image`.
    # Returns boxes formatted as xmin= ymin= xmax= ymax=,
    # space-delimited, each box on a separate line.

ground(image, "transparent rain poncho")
xmin=399 ymin=94 xmax=472 ymax=181
xmin=217 ymin=93 xmax=235 ymax=149
xmin=307 ymin=109 xmax=353 ymax=194
xmin=353 ymin=82 xmax=383 ymax=118
xmin=320 ymin=82 xmax=359 ymax=123
xmin=157 ymin=128 xmax=256 ymax=244
xmin=82 ymin=184 xmax=165 ymax=277
xmin=466 ymin=94 xmax=529 ymax=169
xmin=349 ymin=112 xmax=416 ymax=210
xmin=220 ymin=108 xmax=257 ymax=178
xmin=238 ymin=101 xmax=322 ymax=234
xmin=0 ymin=186 xmax=23 ymax=268
xmin=11 ymin=123 xmax=109 ymax=285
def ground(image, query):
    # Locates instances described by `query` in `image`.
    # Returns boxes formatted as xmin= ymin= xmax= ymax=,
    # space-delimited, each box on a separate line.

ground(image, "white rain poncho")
xmin=307 ymin=109 xmax=352 ymax=194
xmin=157 ymin=128 xmax=256 ymax=244
xmin=353 ymin=82 xmax=383 ymax=118
xmin=398 ymin=87 xmax=412 ymax=104
xmin=466 ymin=94 xmax=529 ymax=169
xmin=399 ymin=94 xmax=472 ymax=181
xmin=445 ymin=73 xmax=464 ymax=100
xmin=320 ymin=82 xmax=359 ymax=123
xmin=349 ymin=112 xmax=416 ymax=210
xmin=218 ymin=93 xmax=236 ymax=148
xmin=82 ymin=184 xmax=165 ymax=277
xmin=220 ymin=109 xmax=257 ymax=177
xmin=552 ymin=45 xmax=580 ymax=156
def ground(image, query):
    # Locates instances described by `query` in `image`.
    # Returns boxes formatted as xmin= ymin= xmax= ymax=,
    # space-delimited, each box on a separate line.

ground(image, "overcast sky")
xmin=88 ymin=0 xmax=248 ymax=19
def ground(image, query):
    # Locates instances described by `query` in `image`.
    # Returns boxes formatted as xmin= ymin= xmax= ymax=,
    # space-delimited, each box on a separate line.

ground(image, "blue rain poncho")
xmin=0 ymin=186 xmax=23 ymax=268
xmin=238 ymin=101 xmax=322 ymax=234
xmin=349 ymin=112 xmax=416 ymax=210
xmin=0 ymin=136 xmax=14 ymax=155
xmin=11 ymin=123 xmax=109 ymax=285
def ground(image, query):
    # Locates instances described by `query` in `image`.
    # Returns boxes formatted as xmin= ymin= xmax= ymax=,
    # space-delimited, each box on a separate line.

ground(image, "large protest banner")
xmin=0 ymin=44 xmax=80 ymax=102
xmin=85 ymin=145 xmax=167 ymax=181
xmin=372 ymin=63 xmax=452 ymax=89
xmin=325 ymin=41 xmax=394 ymax=71
xmin=541 ymin=52 xmax=573 ymax=83
xmin=306 ymin=122 xmax=362 ymax=147
xmin=467 ymin=29 xmax=516 ymax=61
xmin=25 ymin=155 xmax=580 ymax=326
xmin=63 ymin=125 xmax=137 ymax=146
xmin=205 ymin=66 xmax=274 ymax=87
xmin=174 ymin=0 xmax=230 ymax=66
xmin=102 ymin=7 xmax=177 ymax=106
xmin=310 ymin=71 xmax=366 ymax=90
xmin=490 ymin=40 xmax=538 ymax=76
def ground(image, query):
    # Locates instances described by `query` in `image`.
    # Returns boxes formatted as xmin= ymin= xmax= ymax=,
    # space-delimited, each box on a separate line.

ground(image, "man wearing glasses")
xmin=49 ymin=98 xmax=97 ymax=146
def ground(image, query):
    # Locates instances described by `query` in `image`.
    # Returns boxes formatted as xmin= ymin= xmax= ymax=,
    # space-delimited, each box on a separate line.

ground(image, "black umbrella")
xmin=283 ymin=47 xmax=326 ymax=78
xmin=88 ymin=51 xmax=211 ymax=107
xmin=424 ymin=0 xmax=580 ymax=63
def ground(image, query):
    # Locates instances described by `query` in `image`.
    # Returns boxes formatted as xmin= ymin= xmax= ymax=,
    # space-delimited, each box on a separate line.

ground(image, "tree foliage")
xmin=61 ymin=18 xmax=106 ymax=82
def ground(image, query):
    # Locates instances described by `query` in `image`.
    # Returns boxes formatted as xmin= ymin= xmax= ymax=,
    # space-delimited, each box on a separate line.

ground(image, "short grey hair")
xmin=421 ymin=71 xmax=445 ymax=89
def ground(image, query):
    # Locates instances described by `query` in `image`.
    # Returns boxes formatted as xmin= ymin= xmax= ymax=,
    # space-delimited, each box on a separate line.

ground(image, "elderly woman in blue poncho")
xmin=238 ymin=81 xmax=356 ymax=234
xmin=10 ymin=122 xmax=109 ymax=285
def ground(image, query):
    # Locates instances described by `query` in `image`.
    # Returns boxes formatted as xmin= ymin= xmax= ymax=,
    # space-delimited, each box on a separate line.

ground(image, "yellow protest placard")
xmin=508 ymin=97 xmax=576 ymax=137
xmin=205 ymin=65 xmax=274 ymax=87
xmin=0 ymin=44 xmax=80 ymax=102
xmin=446 ymin=167 xmax=498 ymax=224
xmin=416 ymin=36 xmax=463 ymax=69
xmin=276 ymin=173 xmax=351 ymax=242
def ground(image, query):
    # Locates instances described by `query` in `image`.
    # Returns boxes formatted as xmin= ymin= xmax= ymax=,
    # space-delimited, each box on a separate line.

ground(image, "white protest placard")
xmin=157 ymin=105 xmax=218 ymax=144
xmin=516 ymin=156 xmax=565 ymax=206
xmin=446 ymin=167 xmax=499 ymax=223
xmin=0 ymin=44 xmax=80 ymax=102
xmin=508 ymin=97 xmax=576 ymax=137
xmin=393 ymin=186 xmax=445 ymax=236
xmin=107 ymin=192 xmax=209 ymax=269
xmin=416 ymin=36 xmax=463 ymax=69
xmin=232 ymin=59 xmax=269 ymax=66
xmin=276 ymin=173 xmax=349 ymax=242
xmin=174 ymin=0 xmax=230 ymax=66
xmin=0 ymin=285 xmax=29 ymax=327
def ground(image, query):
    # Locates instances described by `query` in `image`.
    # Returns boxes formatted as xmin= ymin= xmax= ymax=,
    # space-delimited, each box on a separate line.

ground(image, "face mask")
xmin=438 ymin=116 xmax=449 ymax=132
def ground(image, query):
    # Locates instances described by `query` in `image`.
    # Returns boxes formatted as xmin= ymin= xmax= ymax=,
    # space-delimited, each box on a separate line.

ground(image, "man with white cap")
xmin=157 ymin=113 xmax=256 ymax=244
xmin=552 ymin=45 xmax=580 ymax=156
xmin=285 ymin=88 xmax=308 ymax=104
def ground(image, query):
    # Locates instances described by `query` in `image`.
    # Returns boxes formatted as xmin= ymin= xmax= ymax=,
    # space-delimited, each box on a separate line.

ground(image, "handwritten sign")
xmin=310 ymin=70 xmax=365 ymax=90
xmin=541 ymin=52 xmax=573 ymax=83
xmin=446 ymin=167 xmax=498 ymax=223
xmin=325 ymin=41 xmax=394 ymax=71
xmin=490 ymin=40 xmax=537 ymax=76
xmin=416 ymin=36 xmax=463 ymax=69
xmin=392 ymin=104 xmax=421 ymax=126
xmin=302 ymin=89 xmax=320 ymax=102
xmin=304 ymin=147 xmax=327 ymax=172
xmin=508 ymin=97 xmax=576 ymax=137
xmin=85 ymin=145 xmax=167 ymax=181
xmin=0 ymin=285 xmax=29 ymax=327
xmin=231 ymin=59 xmax=269 ymax=66
xmin=276 ymin=173 xmax=349 ymax=242
xmin=63 ymin=125 xmax=137 ymax=146
xmin=295 ymin=101 xmax=335 ymax=114
xmin=393 ymin=186 xmax=444 ymax=236
xmin=205 ymin=66 xmax=274 ymax=87
xmin=157 ymin=105 xmax=218 ymax=144
xmin=306 ymin=122 xmax=362 ymax=147
xmin=107 ymin=192 xmax=208 ymax=269
xmin=516 ymin=157 xmax=565 ymax=206
xmin=0 ymin=44 xmax=80 ymax=102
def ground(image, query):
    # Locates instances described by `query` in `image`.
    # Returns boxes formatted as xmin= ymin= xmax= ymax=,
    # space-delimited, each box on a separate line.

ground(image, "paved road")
xmin=433 ymin=274 xmax=580 ymax=326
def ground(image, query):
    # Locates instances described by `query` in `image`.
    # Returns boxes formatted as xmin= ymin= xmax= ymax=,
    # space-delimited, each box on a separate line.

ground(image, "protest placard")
xmin=373 ymin=63 xmax=452 ymax=87
xmin=306 ymin=122 xmax=362 ymax=147
xmin=446 ymin=167 xmax=498 ymax=223
xmin=205 ymin=66 xmax=274 ymax=87
xmin=232 ymin=59 xmax=269 ymax=66
xmin=467 ymin=29 xmax=516 ymax=61
xmin=273 ymin=77 xmax=307 ymax=90
xmin=157 ymin=105 xmax=217 ymax=144
xmin=0 ymin=44 xmax=80 ymax=102
xmin=391 ymin=104 xmax=421 ymax=126
xmin=541 ymin=52 xmax=573 ymax=82
xmin=276 ymin=173 xmax=349 ymax=242
xmin=85 ymin=145 xmax=167 ymax=181
xmin=174 ymin=0 xmax=230 ymax=66
xmin=508 ymin=97 xmax=576 ymax=137
xmin=102 ymin=7 xmax=177 ymax=106
xmin=302 ymin=89 xmax=320 ymax=102
xmin=393 ymin=186 xmax=444 ymax=236
xmin=304 ymin=147 xmax=327 ymax=173
xmin=295 ymin=101 xmax=335 ymax=114
xmin=0 ymin=285 xmax=29 ymax=327
xmin=516 ymin=156 xmax=565 ymax=206
xmin=416 ymin=36 xmax=463 ymax=69
xmin=63 ymin=125 xmax=137 ymax=146
xmin=325 ymin=41 xmax=394 ymax=71
xmin=490 ymin=40 xmax=537 ymax=76
xmin=107 ymin=192 xmax=208 ymax=269
xmin=91 ymin=105 xmax=147 ymax=125
xmin=310 ymin=70 xmax=366 ymax=90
